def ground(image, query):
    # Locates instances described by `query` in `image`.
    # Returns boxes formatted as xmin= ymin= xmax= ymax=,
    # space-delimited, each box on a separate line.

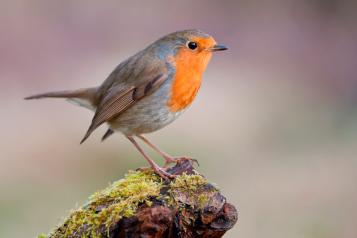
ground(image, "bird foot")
xmin=164 ymin=156 xmax=199 ymax=167
xmin=154 ymin=166 xmax=177 ymax=180
xmin=137 ymin=165 xmax=177 ymax=180
xmin=137 ymin=157 xmax=198 ymax=180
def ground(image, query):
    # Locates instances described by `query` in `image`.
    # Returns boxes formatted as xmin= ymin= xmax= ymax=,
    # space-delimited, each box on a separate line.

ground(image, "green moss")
xmin=50 ymin=170 xmax=162 ymax=238
xmin=170 ymin=172 xmax=208 ymax=191
xmin=168 ymin=172 xmax=217 ymax=209
xmin=42 ymin=170 xmax=217 ymax=238
xmin=197 ymin=193 xmax=210 ymax=208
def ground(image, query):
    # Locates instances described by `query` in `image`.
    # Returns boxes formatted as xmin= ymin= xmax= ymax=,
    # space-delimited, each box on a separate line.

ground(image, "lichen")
xmin=42 ymin=169 xmax=218 ymax=238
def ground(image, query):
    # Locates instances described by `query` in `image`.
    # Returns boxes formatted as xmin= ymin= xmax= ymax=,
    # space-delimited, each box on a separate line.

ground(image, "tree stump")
xmin=42 ymin=160 xmax=238 ymax=238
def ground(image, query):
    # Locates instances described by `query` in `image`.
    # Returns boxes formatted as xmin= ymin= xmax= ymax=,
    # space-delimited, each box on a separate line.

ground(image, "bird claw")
xmin=153 ymin=166 xmax=177 ymax=180
xmin=136 ymin=156 xmax=198 ymax=180
xmin=137 ymin=165 xmax=177 ymax=180
xmin=164 ymin=156 xmax=199 ymax=168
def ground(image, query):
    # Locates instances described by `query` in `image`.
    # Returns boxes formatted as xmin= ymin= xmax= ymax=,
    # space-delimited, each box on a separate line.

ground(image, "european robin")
xmin=25 ymin=29 xmax=227 ymax=179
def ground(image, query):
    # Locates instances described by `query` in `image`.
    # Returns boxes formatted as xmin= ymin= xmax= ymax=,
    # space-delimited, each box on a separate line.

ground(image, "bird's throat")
xmin=167 ymin=50 xmax=212 ymax=112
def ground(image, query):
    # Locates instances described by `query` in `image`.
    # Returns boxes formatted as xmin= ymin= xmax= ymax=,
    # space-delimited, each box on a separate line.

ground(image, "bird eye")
xmin=186 ymin=41 xmax=198 ymax=50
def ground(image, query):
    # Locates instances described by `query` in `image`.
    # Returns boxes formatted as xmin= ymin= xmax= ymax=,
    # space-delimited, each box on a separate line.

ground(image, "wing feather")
xmin=80 ymin=73 xmax=167 ymax=143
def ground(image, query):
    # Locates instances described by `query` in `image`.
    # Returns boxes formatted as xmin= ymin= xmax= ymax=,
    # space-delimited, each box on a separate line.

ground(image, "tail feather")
xmin=25 ymin=88 xmax=97 ymax=100
xmin=25 ymin=87 xmax=98 ymax=110
xmin=101 ymin=128 xmax=115 ymax=142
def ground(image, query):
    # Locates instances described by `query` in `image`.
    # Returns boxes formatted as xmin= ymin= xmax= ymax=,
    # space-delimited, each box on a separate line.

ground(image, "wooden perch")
xmin=42 ymin=160 xmax=238 ymax=238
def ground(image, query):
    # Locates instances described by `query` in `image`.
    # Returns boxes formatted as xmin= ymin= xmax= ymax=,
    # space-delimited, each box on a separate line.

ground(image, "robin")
xmin=25 ymin=29 xmax=227 ymax=179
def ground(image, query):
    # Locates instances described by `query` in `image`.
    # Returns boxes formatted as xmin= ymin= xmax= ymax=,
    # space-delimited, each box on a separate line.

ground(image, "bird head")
xmin=160 ymin=29 xmax=227 ymax=54
xmin=152 ymin=29 xmax=227 ymax=63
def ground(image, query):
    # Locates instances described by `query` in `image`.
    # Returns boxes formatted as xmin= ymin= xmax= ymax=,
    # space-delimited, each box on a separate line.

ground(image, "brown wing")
xmin=80 ymin=73 xmax=167 ymax=144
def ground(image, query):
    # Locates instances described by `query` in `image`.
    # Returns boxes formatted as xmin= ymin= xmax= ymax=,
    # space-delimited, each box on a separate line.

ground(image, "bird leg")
xmin=126 ymin=136 xmax=175 ymax=180
xmin=137 ymin=135 xmax=198 ymax=167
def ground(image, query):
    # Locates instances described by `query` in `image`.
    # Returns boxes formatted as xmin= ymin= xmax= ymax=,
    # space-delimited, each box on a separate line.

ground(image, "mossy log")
xmin=41 ymin=160 xmax=238 ymax=238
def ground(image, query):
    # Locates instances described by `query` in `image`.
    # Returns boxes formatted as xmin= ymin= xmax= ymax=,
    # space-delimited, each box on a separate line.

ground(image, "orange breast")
xmin=167 ymin=49 xmax=212 ymax=112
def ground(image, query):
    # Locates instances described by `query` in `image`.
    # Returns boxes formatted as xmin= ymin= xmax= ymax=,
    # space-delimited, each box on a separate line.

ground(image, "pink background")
xmin=1 ymin=1 xmax=357 ymax=237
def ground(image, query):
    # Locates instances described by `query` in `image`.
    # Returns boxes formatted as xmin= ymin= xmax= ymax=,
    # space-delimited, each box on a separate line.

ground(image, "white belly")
xmin=108 ymin=80 xmax=184 ymax=135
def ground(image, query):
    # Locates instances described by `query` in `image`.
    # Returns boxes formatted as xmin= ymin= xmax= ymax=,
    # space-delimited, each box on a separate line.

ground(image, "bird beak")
xmin=207 ymin=44 xmax=228 ymax=52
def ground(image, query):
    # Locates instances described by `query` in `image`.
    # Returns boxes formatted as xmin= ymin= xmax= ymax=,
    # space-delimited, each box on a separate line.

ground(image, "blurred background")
xmin=1 ymin=0 xmax=357 ymax=237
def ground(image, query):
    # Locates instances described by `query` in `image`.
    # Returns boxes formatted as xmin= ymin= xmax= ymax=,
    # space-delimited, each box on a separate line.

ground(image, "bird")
xmin=25 ymin=29 xmax=227 ymax=179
